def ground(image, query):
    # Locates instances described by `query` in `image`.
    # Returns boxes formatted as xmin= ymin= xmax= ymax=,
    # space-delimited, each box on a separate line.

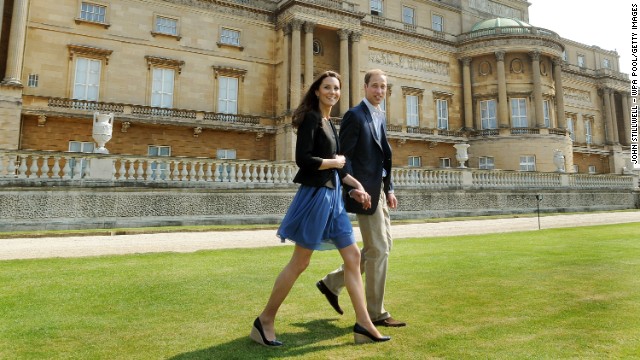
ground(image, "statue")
xmin=93 ymin=112 xmax=114 ymax=154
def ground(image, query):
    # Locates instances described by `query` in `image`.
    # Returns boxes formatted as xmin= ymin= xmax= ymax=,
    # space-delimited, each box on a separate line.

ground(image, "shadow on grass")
xmin=168 ymin=319 xmax=352 ymax=359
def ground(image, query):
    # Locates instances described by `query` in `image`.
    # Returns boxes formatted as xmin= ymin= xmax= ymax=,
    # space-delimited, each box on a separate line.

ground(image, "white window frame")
xmin=562 ymin=50 xmax=567 ymax=61
xmin=79 ymin=1 xmax=107 ymax=24
xmin=602 ymin=58 xmax=610 ymax=69
xmin=28 ymin=74 xmax=38 ymax=88
xmin=154 ymin=15 xmax=178 ymax=36
xmin=566 ymin=117 xmax=575 ymax=142
xmin=432 ymin=14 xmax=444 ymax=32
xmin=151 ymin=67 xmax=175 ymax=108
xmin=406 ymin=95 xmax=419 ymax=127
xmin=480 ymin=99 xmax=497 ymax=129
xmin=220 ymin=27 xmax=241 ymax=47
xmin=439 ymin=158 xmax=451 ymax=168
xmin=437 ymin=99 xmax=449 ymax=130
xmin=585 ymin=119 xmax=593 ymax=144
xmin=402 ymin=6 xmax=415 ymax=25
xmin=519 ymin=155 xmax=536 ymax=171
xmin=543 ymin=100 xmax=551 ymax=128
xmin=510 ymin=98 xmax=528 ymax=128
xmin=218 ymin=76 xmax=239 ymax=114
xmin=68 ymin=141 xmax=94 ymax=178
xmin=73 ymin=57 xmax=101 ymax=101
xmin=479 ymin=156 xmax=495 ymax=170
xmin=588 ymin=165 xmax=596 ymax=174
xmin=577 ymin=54 xmax=585 ymax=68
xmin=408 ymin=156 xmax=421 ymax=167
xmin=148 ymin=145 xmax=171 ymax=180
xmin=370 ymin=0 xmax=383 ymax=15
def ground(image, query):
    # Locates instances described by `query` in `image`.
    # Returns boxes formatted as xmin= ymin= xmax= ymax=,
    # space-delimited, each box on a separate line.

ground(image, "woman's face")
xmin=315 ymin=76 xmax=341 ymax=110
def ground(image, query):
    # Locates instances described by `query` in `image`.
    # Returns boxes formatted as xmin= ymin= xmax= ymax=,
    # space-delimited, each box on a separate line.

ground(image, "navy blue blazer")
xmin=292 ymin=110 xmax=347 ymax=187
xmin=340 ymin=101 xmax=393 ymax=215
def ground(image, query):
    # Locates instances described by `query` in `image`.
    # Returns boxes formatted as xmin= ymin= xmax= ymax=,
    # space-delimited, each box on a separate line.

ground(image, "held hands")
xmin=350 ymin=188 xmax=372 ymax=210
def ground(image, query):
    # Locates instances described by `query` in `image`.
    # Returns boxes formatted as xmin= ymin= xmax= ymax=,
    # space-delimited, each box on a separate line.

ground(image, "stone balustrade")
xmin=364 ymin=15 xmax=457 ymax=42
xmin=1 ymin=150 xmax=636 ymax=190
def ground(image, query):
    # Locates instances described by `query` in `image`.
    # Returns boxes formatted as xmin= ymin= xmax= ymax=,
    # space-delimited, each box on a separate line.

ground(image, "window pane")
xmin=218 ymin=76 xmax=238 ymax=114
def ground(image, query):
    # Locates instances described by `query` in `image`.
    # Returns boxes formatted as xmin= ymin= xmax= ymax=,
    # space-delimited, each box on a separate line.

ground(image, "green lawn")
xmin=1 ymin=223 xmax=639 ymax=359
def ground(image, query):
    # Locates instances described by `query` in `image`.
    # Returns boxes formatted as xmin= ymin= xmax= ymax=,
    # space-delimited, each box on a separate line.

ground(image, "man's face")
xmin=364 ymin=73 xmax=387 ymax=107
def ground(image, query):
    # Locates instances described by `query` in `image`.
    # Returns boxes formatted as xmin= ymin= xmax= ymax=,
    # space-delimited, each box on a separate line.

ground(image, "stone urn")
xmin=93 ymin=112 xmax=114 ymax=154
xmin=454 ymin=143 xmax=470 ymax=168
xmin=553 ymin=149 xmax=565 ymax=173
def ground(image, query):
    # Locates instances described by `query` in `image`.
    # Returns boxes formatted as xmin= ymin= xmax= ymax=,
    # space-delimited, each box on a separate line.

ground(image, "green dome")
xmin=471 ymin=17 xmax=532 ymax=32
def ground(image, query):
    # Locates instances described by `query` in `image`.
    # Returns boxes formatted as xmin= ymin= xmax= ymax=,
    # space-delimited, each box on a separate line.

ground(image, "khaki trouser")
xmin=322 ymin=186 xmax=393 ymax=322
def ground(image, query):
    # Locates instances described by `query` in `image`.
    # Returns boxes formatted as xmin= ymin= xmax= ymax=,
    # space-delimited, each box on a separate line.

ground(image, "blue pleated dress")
xmin=277 ymin=170 xmax=355 ymax=251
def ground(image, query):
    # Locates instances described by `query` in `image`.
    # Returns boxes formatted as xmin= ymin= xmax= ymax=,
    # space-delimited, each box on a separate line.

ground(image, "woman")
xmin=250 ymin=71 xmax=391 ymax=346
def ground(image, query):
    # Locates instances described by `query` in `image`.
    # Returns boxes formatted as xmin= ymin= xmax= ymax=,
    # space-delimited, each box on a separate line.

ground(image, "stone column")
xmin=495 ymin=51 xmax=509 ymax=128
xmin=281 ymin=25 xmax=290 ymax=114
xmin=601 ymin=88 xmax=615 ymax=144
xmin=529 ymin=51 xmax=544 ymax=127
xmin=303 ymin=22 xmax=315 ymax=90
xmin=609 ymin=90 xmax=620 ymax=144
xmin=2 ymin=0 xmax=29 ymax=85
xmin=289 ymin=19 xmax=303 ymax=109
xmin=461 ymin=57 xmax=474 ymax=129
xmin=621 ymin=92 xmax=631 ymax=145
xmin=553 ymin=57 xmax=566 ymax=129
xmin=0 ymin=0 xmax=5 ymax=38
xmin=338 ymin=29 xmax=350 ymax=115
xmin=350 ymin=32 xmax=361 ymax=107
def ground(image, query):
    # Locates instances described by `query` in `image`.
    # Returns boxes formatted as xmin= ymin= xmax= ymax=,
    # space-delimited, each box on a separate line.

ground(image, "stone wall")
xmin=0 ymin=184 xmax=637 ymax=231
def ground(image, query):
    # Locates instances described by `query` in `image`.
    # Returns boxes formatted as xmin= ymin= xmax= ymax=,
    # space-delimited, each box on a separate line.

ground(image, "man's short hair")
xmin=364 ymin=69 xmax=386 ymax=85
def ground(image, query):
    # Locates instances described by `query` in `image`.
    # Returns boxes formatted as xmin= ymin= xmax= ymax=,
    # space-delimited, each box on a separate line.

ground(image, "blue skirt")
xmin=277 ymin=171 xmax=355 ymax=251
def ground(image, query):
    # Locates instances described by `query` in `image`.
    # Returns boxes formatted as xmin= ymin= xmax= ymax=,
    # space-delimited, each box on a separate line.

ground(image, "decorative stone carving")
xmin=553 ymin=149 xmax=566 ymax=172
xmin=121 ymin=121 xmax=131 ymax=133
xmin=256 ymin=131 xmax=264 ymax=141
xmin=145 ymin=55 xmax=185 ymax=74
xmin=67 ymin=44 xmax=113 ymax=65
xmin=92 ymin=112 xmax=114 ymax=154
xmin=37 ymin=114 xmax=47 ymax=127
xmin=193 ymin=127 xmax=202 ymax=137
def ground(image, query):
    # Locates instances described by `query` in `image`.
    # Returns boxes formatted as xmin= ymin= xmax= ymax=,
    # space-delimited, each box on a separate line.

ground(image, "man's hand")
xmin=387 ymin=192 xmax=398 ymax=209
xmin=350 ymin=189 xmax=371 ymax=210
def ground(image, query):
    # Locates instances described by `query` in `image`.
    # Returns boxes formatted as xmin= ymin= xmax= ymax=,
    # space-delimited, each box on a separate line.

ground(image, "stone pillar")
xmin=553 ymin=57 xmax=566 ymax=129
xmin=621 ymin=92 xmax=631 ymax=145
xmin=495 ymin=51 xmax=509 ymax=128
xmin=602 ymin=88 xmax=615 ymax=144
xmin=461 ymin=57 xmax=474 ymax=129
xmin=281 ymin=25 xmax=290 ymax=114
xmin=350 ymin=32 xmax=361 ymax=107
xmin=303 ymin=22 xmax=315 ymax=90
xmin=290 ymin=19 xmax=303 ymax=109
xmin=529 ymin=51 xmax=544 ymax=128
xmin=0 ymin=0 xmax=5 ymax=38
xmin=2 ymin=0 xmax=29 ymax=85
xmin=338 ymin=29 xmax=350 ymax=115
xmin=609 ymin=90 xmax=620 ymax=144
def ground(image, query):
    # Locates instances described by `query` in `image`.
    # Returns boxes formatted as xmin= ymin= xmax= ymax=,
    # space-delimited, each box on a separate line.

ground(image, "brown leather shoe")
xmin=372 ymin=317 xmax=406 ymax=327
xmin=316 ymin=280 xmax=343 ymax=315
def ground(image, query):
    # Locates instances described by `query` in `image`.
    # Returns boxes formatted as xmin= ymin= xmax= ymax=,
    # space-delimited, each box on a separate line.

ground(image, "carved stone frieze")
xmin=564 ymin=87 xmax=592 ymax=104
xmin=364 ymin=27 xmax=456 ymax=53
xmin=160 ymin=0 xmax=275 ymax=23
xmin=276 ymin=6 xmax=363 ymax=31
xmin=369 ymin=48 xmax=450 ymax=76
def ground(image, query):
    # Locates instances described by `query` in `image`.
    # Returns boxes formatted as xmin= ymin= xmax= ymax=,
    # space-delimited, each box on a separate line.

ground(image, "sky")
xmin=527 ymin=0 xmax=632 ymax=75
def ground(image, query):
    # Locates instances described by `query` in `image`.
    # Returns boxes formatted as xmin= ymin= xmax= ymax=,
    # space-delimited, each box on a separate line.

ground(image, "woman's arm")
xmin=341 ymin=174 xmax=371 ymax=210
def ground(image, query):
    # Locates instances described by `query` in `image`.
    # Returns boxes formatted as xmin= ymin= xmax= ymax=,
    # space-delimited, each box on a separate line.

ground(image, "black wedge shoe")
xmin=250 ymin=317 xmax=283 ymax=347
xmin=353 ymin=323 xmax=391 ymax=344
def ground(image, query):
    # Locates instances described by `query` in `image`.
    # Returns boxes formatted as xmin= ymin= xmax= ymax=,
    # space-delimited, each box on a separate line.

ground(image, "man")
xmin=317 ymin=69 xmax=405 ymax=327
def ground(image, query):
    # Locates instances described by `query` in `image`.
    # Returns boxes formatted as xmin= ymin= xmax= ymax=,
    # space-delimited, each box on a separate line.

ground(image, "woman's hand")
xmin=333 ymin=155 xmax=346 ymax=169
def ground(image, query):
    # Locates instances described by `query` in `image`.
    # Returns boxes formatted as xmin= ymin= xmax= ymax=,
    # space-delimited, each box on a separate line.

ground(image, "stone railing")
xmin=363 ymin=15 xmax=457 ymax=42
xmin=457 ymin=26 xmax=560 ymax=42
xmin=1 ymin=150 xmax=636 ymax=190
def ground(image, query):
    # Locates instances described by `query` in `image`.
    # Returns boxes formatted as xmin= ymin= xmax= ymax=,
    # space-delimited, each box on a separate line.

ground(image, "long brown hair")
xmin=292 ymin=70 xmax=341 ymax=129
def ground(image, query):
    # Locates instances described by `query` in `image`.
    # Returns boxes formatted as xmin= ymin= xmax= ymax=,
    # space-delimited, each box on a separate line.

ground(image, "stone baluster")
xmin=146 ymin=161 xmax=154 ymax=181
xmin=136 ymin=160 xmax=145 ymax=180
xmin=18 ymin=155 xmax=28 ymax=178
xmin=52 ymin=156 xmax=61 ymax=179
xmin=72 ymin=157 xmax=83 ymax=179
xmin=180 ymin=161 xmax=189 ymax=181
xmin=29 ymin=155 xmax=39 ymax=178
xmin=213 ymin=162 xmax=221 ymax=182
xmin=188 ymin=161 xmax=196 ymax=181
xmin=40 ymin=156 xmax=50 ymax=179
xmin=244 ymin=163 xmax=251 ymax=183
xmin=117 ymin=160 xmax=126 ymax=180
xmin=197 ymin=162 xmax=205 ymax=182
xmin=229 ymin=163 xmax=237 ymax=183
xmin=251 ymin=164 xmax=258 ymax=183
xmin=62 ymin=156 xmax=71 ymax=179
xmin=171 ymin=160 xmax=180 ymax=181
xmin=258 ymin=164 xmax=265 ymax=183
xmin=205 ymin=162 xmax=213 ymax=182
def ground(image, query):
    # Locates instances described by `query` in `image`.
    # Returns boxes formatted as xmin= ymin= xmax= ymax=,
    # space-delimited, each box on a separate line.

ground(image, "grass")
xmin=1 ymin=223 xmax=639 ymax=359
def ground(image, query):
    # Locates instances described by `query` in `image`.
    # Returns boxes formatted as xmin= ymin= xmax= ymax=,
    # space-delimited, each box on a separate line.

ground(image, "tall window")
xmin=73 ymin=57 xmax=101 ymax=101
xmin=406 ymin=95 xmax=419 ymax=127
xmin=402 ymin=6 xmax=415 ymax=25
xmin=562 ymin=50 xmax=567 ymax=61
xmin=68 ymin=141 xmax=94 ymax=178
xmin=432 ymin=14 xmax=444 ymax=32
xmin=370 ymin=0 xmax=383 ymax=15
xmin=602 ymin=58 xmax=610 ymax=69
xmin=566 ymin=117 xmax=575 ymax=142
xmin=519 ymin=155 xmax=536 ymax=171
xmin=80 ymin=2 xmax=106 ymax=23
xmin=155 ymin=16 xmax=178 ymax=36
xmin=148 ymin=145 xmax=171 ymax=180
xmin=543 ymin=100 xmax=551 ymax=128
xmin=480 ymin=99 xmax=497 ymax=129
xmin=220 ymin=28 xmax=240 ymax=46
xmin=510 ymin=98 xmax=527 ymax=128
xmin=584 ymin=119 xmax=593 ymax=144
xmin=151 ymin=68 xmax=174 ymax=108
xmin=577 ymin=55 xmax=585 ymax=68
xmin=218 ymin=76 xmax=239 ymax=114
xmin=437 ymin=99 xmax=448 ymax=129
xmin=408 ymin=156 xmax=421 ymax=167
xmin=479 ymin=156 xmax=495 ymax=170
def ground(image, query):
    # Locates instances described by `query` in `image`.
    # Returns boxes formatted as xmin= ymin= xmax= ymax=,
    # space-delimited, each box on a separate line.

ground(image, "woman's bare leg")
xmin=338 ymin=243 xmax=384 ymax=338
xmin=257 ymin=245 xmax=313 ymax=340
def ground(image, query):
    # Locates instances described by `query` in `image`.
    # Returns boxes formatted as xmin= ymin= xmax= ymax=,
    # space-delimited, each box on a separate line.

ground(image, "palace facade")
xmin=0 ymin=0 xmax=635 ymax=174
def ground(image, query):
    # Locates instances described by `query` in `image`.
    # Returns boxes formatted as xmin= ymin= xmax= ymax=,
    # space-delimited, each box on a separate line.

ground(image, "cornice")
xmin=160 ymin=0 xmax=275 ymax=23
xmin=362 ymin=24 xmax=457 ymax=53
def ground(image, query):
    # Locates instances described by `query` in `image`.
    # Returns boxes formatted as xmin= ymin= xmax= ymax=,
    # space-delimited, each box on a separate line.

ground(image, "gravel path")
xmin=1 ymin=211 xmax=638 ymax=260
